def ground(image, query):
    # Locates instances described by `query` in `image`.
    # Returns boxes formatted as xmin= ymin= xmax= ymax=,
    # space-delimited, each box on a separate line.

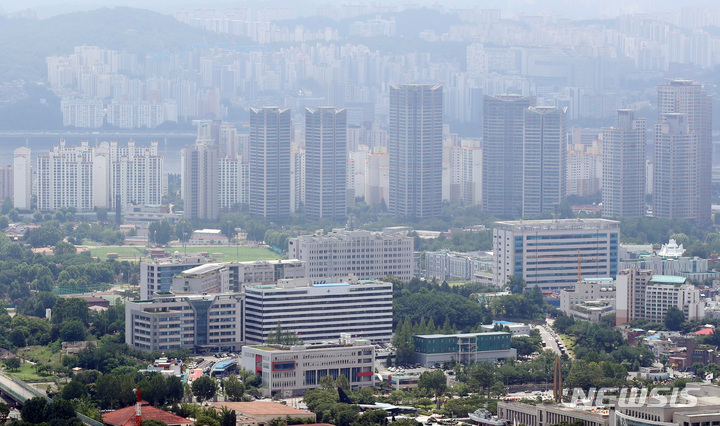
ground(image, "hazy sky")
xmin=4 ymin=0 xmax=720 ymax=19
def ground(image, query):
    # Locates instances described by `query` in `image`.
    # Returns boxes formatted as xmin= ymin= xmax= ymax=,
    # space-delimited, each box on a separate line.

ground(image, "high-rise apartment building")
xmin=615 ymin=269 xmax=704 ymax=325
xmin=602 ymin=110 xmax=646 ymax=218
xmin=0 ymin=165 xmax=12 ymax=203
xmin=388 ymin=84 xmax=443 ymax=218
xmin=653 ymin=114 xmax=697 ymax=220
xmin=104 ymin=141 xmax=164 ymax=212
xmin=13 ymin=147 xmax=31 ymax=211
xmin=655 ymin=79 xmax=712 ymax=225
xmin=365 ymin=149 xmax=389 ymax=208
xmin=36 ymin=141 xmax=94 ymax=212
xmin=288 ymin=228 xmax=415 ymax=281
xmin=218 ymin=156 xmax=244 ymax=210
xmin=305 ymin=107 xmax=347 ymax=221
xmin=493 ymin=219 xmax=620 ymax=291
xmin=482 ymin=95 xmax=536 ymax=218
xmin=181 ymin=141 xmax=219 ymax=221
xmin=522 ymin=106 xmax=567 ymax=217
xmin=249 ymin=107 xmax=291 ymax=220
xmin=448 ymin=143 xmax=482 ymax=206
xmin=566 ymin=142 xmax=602 ymax=198
xmin=290 ymin=149 xmax=305 ymax=214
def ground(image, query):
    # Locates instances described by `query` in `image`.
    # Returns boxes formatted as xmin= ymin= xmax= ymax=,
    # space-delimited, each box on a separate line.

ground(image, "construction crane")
xmin=511 ymin=249 xmax=599 ymax=282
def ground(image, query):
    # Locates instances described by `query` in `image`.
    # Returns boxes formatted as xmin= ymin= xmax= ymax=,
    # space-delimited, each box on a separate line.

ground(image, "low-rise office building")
xmin=413 ymin=332 xmax=516 ymax=367
xmin=241 ymin=335 xmax=375 ymax=397
xmin=125 ymin=293 xmax=244 ymax=352
xmin=559 ymin=277 xmax=616 ymax=322
xmin=172 ymin=263 xmax=231 ymax=294
xmin=288 ymin=228 xmax=414 ymax=281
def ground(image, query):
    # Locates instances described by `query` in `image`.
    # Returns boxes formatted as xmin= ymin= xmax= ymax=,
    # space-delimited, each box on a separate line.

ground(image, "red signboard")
xmin=356 ymin=372 xmax=373 ymax=377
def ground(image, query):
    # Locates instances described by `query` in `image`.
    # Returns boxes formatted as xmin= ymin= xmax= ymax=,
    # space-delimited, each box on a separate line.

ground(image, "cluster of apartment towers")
xmin=7 ymin=79 xmax=710 ymax=224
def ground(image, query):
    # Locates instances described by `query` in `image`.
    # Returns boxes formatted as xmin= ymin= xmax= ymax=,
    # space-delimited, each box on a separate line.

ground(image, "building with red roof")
xmin=102 ymin=404 xmax=194 ymax=426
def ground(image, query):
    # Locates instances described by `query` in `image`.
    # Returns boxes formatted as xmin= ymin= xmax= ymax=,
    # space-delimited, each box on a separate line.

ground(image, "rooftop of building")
xmin=102 ymin=404 xmax=193 ymax=426
xmin=176 ymin=263 xmax=226 ymax=277
xmin=494 ymin=218 xmax=620 ymax=231
xmin=211 ymin=401 xmax=314 ymax=417
xmin=649 ymin=275 xmax=688 ymax=285
xmin=247 ymin=277 xmax=387 ymax=291
xmin=415 ymin=332 xmax=510 ymax=339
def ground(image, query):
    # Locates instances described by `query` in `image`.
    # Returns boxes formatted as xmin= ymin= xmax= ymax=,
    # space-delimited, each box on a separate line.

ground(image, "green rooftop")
xmin=650 ymin=275 xmax=687 ymax=285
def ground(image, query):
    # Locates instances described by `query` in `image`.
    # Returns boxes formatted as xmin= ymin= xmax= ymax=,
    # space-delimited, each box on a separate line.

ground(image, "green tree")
xmin=167 ymin=375 xmax=185 ymax=404
xmin=266 ymin=322 xmax=302 ymax=345
xmin=418 ymin=369 xmax=447 ymax=403
xmin=4 ymin=357 xmax=20 ymax=371
xmin=21 ymin=396 xmax=48 ymax=423
xmin=0 ymin=402 xmax=9 ymax=423
xmin=52 ymin=298 xmax=90 ymax=325
xmin=59 ymin=319 xmax=87 ymax=342
xmin=192 ymin=376 xmax=217 ymax=403
xmin=223 ymin=375 xmax=245 ymax=402
xmin=1 ymin=197 xmax=12 ymax=215
xmin=664 ymin=306 xmax=685 ymax=331
xmin=54 ymin=241 xmax=77 ymax=256
xmin=195 ymin=416 xmax=221 ymax=426
xmin=61 ymin=380 xmax=87 ymax=400
xmin=507 ymin=275 xmax=526 ymax=294
xmin=392 ymin=318 xmax=416 ymax=365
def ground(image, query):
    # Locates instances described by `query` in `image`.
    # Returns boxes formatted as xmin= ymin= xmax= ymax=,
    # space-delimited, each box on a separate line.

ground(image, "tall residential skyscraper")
xmin=36 ymin=141 xmax=94 ymax=212
xmin=653 ymin=114 xmax=697 ymax=220
xmin=655 ymin=79 xmax=712 ymax=224
xmin=482 ymin=95 xmax=536 ymax=218
xmin=181 ymin=141 xmax=219 ymax=221
xmin=0 ymin=165 xmax=12 ymax=203
xmin=522 ymin=106 xmax=567 ymax=217
xmin=602 ymin=110 xmax=647 ymax=218
xmin=305 ymin=107 xmax=347 ymax=221
xmin=249 ymin=107 xmax=291 ymax=220
xmin=13 ymin=147 xmax=31 ymax=210
xmin=388 ymin=84 xmax=443 ymax=218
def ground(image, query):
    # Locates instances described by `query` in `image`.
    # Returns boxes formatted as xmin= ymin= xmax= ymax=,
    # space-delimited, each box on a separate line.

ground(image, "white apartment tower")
xmin=36 ymin=141 xmax=94 ymax=212
xmin=181 ymin=141 xmax=219 ymax=221
xmin=653 ymin=114 xmax=697 ymax=220
xmin=602 ymin=110 xmax=646 ymax=218
xmin=13 ymin=147 xmax=32 ymax=210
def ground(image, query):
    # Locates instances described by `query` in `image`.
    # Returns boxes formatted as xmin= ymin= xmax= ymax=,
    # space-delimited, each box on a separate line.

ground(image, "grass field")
xmin=82 ymin=245 xmax=284 ymax=262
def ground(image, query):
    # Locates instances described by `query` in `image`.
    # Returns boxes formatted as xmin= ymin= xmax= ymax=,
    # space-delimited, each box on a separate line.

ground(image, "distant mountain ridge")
xmin=0 ymin=7 xmax=250 ymax=81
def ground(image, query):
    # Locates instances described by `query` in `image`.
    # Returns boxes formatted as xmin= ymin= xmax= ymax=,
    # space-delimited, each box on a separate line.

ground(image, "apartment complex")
xmin=493 ymin=219 xmax=620 ymax=291
xmin=0 ymin=165 xmax=12 ymax=203
xmin=125 ymin=293 xmax=244 ymax=352
xmin=287 ymin=228 xmax=414 ymax=281
xmin=602 ymin=109 xmax=647 ymax=218
xmin=305 ymin=107 xmax=347 ymax=221
xmin=616 ymin=269 xmax=705 ymax=325
xmin=241 ymin=335 xmax=375 ymax=397
xmin=36 ymin=140 xmax=95 ymax=212
xmin=244 ymin=277 xmax=393 ymax=344
xmin=388 ymin=84 xmax=443 ymax=218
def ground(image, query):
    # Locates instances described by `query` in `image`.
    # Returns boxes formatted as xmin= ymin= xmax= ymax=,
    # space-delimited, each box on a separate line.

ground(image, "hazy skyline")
xmin=5 ymin=0 xmax=720 ymax=19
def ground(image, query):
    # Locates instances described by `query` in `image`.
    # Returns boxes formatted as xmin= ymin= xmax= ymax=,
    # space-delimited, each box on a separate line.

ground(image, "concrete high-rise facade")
xmin=493 ymin=219 xmax=620 ymax=291
xmin=653 ymin=114 xmax=697 ymax=220
xmin=388 ymin=84 xmax=443 ymax=218
xmin=36 ymin=141 xmax=94 ymax=212
xmin=249 ymin=107 xmax=291 ymax=220
xmin=522 ymin=106 xmax=567 ymax=217
xmin=305 ymin=107 xmax=347 ymax=221
xmin=106 ymin=141 xmax=164 ymax=212
xmin=602 ymin=110 xmax=647 ymax=218
xmin=181 ymin=141 xmax=219 ymax=220
xmin=655 ymin=79 xmax=712 ymax=225
xmin=13 ymin=147 xmax=31 ymax=210
xmin=482 ymin=95 xmax=536 ymax=218
xmin=0 ymin=165 xmax=12 ymax=204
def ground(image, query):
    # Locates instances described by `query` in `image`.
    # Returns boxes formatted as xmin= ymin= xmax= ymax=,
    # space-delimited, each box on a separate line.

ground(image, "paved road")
xmin=0 ymin=373 xmax=40 ymax=403
xmin=533 ymin=323 xmax=563 ymax=357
